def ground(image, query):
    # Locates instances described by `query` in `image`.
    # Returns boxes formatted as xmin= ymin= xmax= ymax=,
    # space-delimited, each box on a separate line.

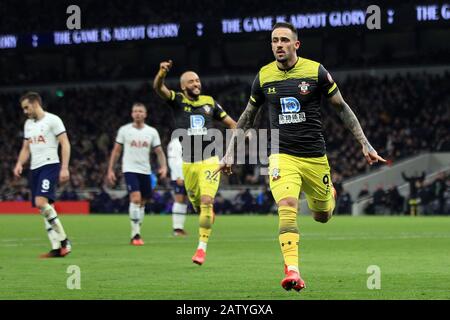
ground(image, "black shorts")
xmin=124 ymin=172 xmax=152 ymax=199
xmin=171 ymin=180 xmax=187 ymax=196
xmin=30 ymin=163 xmax=60 ymax=207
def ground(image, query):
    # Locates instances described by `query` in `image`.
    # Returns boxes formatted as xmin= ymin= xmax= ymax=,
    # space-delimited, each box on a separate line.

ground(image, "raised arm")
xmin=402 ymin=172 xmax=409 ymax=181
xmin=420 ymin=171 xmax=426 ymax=181
xmin=328 ymin=89 xmax=386 ymax=165
xmin=152 ymin=60 xmax=173 ymax=100
xmin=57 ymin=133 xmax=71 ymax=183
xmin=13 ymin=139 xmax=31 ymax=178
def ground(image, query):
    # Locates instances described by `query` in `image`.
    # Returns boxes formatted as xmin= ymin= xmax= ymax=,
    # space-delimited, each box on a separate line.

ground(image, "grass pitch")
xmin=0 ymin=214 xmax=449 ymax=300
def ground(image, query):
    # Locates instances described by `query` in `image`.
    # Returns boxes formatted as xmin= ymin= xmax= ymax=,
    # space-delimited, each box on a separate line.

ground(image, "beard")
xmin=276 ymin=56 xmax=288 ymax=63
xmin=275 ymin=52 xmax=289 ymax=63
xmin=185 ymin=87 xmax=201 ymax=98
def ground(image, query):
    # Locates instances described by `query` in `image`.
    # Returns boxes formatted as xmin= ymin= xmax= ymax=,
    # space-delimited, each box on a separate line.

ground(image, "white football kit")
xmin=115 ymin=123 xmax=161 ymax=174
xmin=24 ymin=112 xmax=66 ymax=170
xmin=168 ymin=137 xmax=184 ymax=181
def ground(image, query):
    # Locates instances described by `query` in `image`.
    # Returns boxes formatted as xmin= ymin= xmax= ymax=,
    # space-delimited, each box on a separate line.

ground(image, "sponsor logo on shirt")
xmin=29 ymin=135 xmax=46 ymax=144
xmin=188 ymin=115 xmax=207 ymax=136
xmin=279 ymin=97 xmax=306 ymax=124
xmin=130 ymin=140 xmax=150 ymax=148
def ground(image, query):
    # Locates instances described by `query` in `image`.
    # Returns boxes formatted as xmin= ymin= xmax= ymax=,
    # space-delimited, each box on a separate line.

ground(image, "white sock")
xmin=129 ymin=202 xmax=141 ymax=238
xmin=287 ymin=265 xmax=299 ymax=273
xmin=41 ymin=204 xmax=67 ymax=241
xmin=44 ymin=219 xmax=60 ymax=250
xmin=197 ymin=241 xmax=207 ymax=252
xmin=172 ymin=202 xmax=187 ymax=229
xmin=140 ymin=206 xmax=145 ymax=225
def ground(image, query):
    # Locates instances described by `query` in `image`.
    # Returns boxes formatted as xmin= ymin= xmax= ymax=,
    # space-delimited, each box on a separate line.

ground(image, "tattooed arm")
xmin=236 ymin=103 xmax=260 ymax=131
xmin=328 ymin=90 xmax=386 ymax=165
xmin=213 ymin=102 xmax=260 ymax=176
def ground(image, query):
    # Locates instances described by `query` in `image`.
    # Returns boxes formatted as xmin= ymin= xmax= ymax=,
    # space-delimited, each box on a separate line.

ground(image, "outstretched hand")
xmin=212 ymin=154 xmax=234 ymax=178
xmin=362 ymin=144 xmax=387 ymax=165
xmin=212 ymin=162 xmax=232 ymax=179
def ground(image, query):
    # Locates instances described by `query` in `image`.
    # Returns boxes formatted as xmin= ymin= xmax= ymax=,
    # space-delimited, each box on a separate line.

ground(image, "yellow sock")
xmin=279 ymin=232 xmax=300 ymax=269
xmin=199 ymin=204 xmax=213 ymax=243
xmin=278 ymin=205 xmax=299 ymax=268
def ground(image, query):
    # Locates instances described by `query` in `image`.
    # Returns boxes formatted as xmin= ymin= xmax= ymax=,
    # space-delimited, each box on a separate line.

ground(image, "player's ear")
xmin=295 ymin=40 xmax=301 ymax=50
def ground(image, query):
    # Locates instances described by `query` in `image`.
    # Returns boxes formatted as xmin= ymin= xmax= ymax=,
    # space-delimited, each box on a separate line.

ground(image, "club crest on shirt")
xmin=203 ymin=105 xmax=212 ymax=115
xmin=298 ymin=81 xmax=310 ymax=95
xmin=271 ymin=168 xmax=281 ymax=181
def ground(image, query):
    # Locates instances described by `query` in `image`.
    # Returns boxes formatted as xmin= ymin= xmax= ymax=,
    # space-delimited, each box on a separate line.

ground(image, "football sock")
xmin=197 ymin=241 xmax=207 ymax=252
xmin=44 ymin=219 xmax=60 ymax=250
xmin=279 ymin=232 xmax=300 ymax=271
xmin=40 ymin=203 xmax=67 ymax=241
xmin=139 ymin=205 xmax=145 ymax=227
xmin=129 ymin=202 xmax=141 ymax=238
xmin=172 ymin=202 xmax=187 ymax=230
xmin=278 ymin=206 xmax=299 ymax=270
xmin=198 ymin=203 xmax=213 ymax=246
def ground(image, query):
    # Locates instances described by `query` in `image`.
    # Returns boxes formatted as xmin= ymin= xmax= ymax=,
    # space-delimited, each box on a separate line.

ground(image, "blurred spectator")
xmin=256 ymin=186 xmax=275 ymax=214
xmin=59 ymin=186 xmax=79 ymax=201
xmin=372 ymin=185 xmax=387 ymax=215
xmin=386 ymin=185 xmax=404 ymax=214
xmin=358 ymin=184 xmax=370 ymax=199
xmin=402 ymin=171 xmax=426 ymax=216
xmin=432 ymin=172 xmax=447 ymax=214
xmin=336 ymin=188 xmax=352 ymax=215
xmin=214 ymin=192 xmax=233 ymax=214
xmin=234 ymin=188 xmax=255 ymax=213
xmin=90 ymin=187 xmax=115 ymax=213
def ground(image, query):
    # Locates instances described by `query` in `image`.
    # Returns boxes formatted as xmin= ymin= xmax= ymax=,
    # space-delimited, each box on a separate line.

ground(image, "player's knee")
xmin=174 ymin=194 xmax=185 ymax=203
xmin=35 ymin=197 xmax=48 ymax=209
xmin=278 ymin=205 xmax=298 ymax=234
xmin=312 ymin=211 xmax=331 ymax=223
xmin=200 ymin=195 xmax=213 ymax=205
xmin=277 ymin=197 xmax=298 ymax=209
xmin=130 ymin=192 xmax=141 ymax=204
xmin=199 ymin=214 xmax=212 ymax=229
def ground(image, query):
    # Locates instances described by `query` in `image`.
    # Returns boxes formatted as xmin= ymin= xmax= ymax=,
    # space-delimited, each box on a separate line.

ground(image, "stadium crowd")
xmin=1 ymin=72 xmax=449 ymax=213
xmin=352 ymin=171 xmax=450 ymax=215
